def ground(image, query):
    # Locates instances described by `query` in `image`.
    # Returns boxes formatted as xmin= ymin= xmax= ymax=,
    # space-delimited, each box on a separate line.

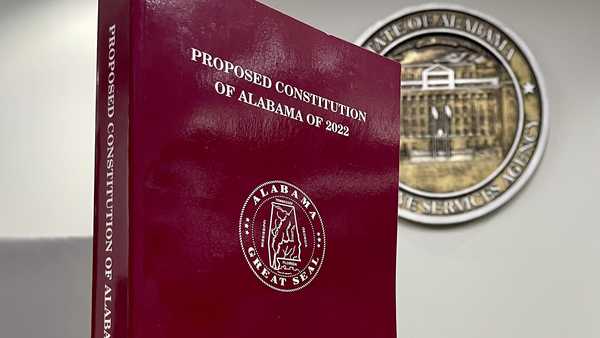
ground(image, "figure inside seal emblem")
xmin=392 ymin=36 xmax=519 ymax=194
xmin=268 ymin=200 xmax=302 ymax=274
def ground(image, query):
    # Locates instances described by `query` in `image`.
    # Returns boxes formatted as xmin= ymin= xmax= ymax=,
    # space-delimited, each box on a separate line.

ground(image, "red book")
xmin=92 ymin=1 xmax=401 ymax=337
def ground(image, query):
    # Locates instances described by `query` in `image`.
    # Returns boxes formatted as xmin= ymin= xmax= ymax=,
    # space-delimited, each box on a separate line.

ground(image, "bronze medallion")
xmin=357 ymin=5 xmax=548 ymax=224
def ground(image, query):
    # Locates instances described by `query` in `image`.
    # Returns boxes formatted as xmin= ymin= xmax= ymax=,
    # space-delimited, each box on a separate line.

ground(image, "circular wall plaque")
xmin=357 ymin=4 xmax=548 ymax=224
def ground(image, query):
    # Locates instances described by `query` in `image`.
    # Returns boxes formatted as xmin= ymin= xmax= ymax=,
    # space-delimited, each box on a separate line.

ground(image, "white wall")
xmin=0 ymin=0 xmax=599 ymax=337
xmin=0 ymin=0 xmax=97 ymax=238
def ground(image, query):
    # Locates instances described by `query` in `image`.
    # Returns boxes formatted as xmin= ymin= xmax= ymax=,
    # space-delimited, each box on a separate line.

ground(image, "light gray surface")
xmin=1 ymin=0 xmax=600 ymax=337
xmin=0 ymin=239 xmax=91 ymax=338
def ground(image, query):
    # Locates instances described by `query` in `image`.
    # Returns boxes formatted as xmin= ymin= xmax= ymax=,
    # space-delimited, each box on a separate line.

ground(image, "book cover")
xmin=92 ymin=0 xmax=401 ymax=337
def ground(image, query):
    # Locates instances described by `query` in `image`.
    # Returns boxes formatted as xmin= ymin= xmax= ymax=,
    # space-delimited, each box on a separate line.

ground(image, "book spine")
xmin=91 ymin=1 xmax=131 ymax=338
